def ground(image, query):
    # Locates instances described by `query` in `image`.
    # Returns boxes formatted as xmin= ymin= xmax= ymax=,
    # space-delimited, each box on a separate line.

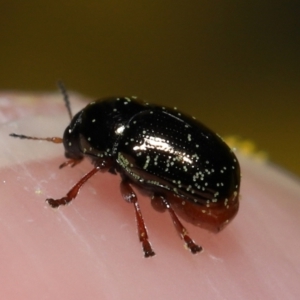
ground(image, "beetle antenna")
xmin=9 ymin=81 xmax=69 ymax=144
xmin=9 ymin=133 xmax=63 ymax=144
xmin=57 ymin=80 xmax=73 ymax=121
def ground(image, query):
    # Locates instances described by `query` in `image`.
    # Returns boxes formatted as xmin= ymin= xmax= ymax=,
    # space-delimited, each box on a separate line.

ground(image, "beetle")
xmin=10 ymin=83 xmax=241 ymax=257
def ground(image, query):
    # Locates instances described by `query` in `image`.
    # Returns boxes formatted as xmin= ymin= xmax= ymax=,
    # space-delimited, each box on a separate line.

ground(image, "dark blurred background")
xmin=1 ymin=1 xmax=300 ymax=176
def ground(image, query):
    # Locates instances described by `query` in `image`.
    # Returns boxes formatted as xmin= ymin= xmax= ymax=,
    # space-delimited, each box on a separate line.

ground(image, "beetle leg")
xmin=120 ymin=180 xmax=155 ymax=258
xmin=46 ymin=166 xmax=100 ymax=208
xmin=59 ymin=158 xmax=83 ymax=169
xmin=152 ymin=194 xmax=202 ymax=254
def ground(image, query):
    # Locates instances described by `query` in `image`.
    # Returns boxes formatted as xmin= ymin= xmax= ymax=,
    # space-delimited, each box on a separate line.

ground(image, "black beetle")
xmin=10 ymin=87 xmax=240 ymax=257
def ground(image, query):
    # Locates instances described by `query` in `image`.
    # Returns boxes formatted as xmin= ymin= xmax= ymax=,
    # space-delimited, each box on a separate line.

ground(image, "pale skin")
xmin=1 ymin=93 xmax=300 ymax=300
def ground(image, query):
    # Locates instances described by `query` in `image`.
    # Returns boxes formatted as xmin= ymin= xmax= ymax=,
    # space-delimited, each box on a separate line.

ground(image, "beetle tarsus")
xmin=46 ymin=197 xmax=69 ymax=208
xmin=59 ymin=158 xmax=83 ymax=169
xmin=143 ymin=242 xmax=156 ymax=257
xmin=184 ymin=237 xmax=203 ymax=254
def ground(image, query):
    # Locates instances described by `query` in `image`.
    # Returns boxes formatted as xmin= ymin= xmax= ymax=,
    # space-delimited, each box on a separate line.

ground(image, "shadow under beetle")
xmin=10 ymin=83 xmax=241 ymax=257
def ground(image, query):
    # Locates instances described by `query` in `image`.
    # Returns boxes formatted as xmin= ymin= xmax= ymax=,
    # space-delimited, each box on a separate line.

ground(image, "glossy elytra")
xmin=10 ymin=83 xmax=241 ymax=257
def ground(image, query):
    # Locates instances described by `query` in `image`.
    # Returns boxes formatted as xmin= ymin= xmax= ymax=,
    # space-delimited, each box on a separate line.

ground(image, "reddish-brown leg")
xmin=46 ymin=166 xmax=100 ymax=208
xmin=120 ymin=180 xmax=155 ymax=258
xmin=152 ymin=194 xmax=202 ymax=254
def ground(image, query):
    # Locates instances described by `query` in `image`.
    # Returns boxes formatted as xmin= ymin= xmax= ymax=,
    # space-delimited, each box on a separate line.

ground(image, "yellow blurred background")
xmin=1 ymin=1 xmax=299 ymax=176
